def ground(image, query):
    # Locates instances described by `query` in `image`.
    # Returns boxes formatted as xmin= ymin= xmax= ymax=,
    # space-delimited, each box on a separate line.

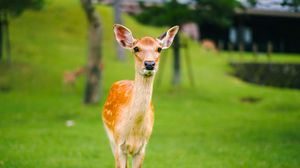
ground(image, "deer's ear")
xmin=113 ymin=24 xmax=136 ymax=49
xmin=157 ymin=26 xmax=179 ymax=49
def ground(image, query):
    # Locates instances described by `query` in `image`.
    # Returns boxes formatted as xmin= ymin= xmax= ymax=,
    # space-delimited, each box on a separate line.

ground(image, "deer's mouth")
xmin=142 ymin=69 xmax=155 ymax=77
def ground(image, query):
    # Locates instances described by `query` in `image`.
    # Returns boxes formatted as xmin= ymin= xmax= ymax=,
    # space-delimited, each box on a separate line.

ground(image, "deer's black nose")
xmin=144 ymin=61 xmax=155 ymax=70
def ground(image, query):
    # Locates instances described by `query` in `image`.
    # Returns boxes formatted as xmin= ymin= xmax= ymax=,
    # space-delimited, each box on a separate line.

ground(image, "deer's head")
xmin=113 ymin=24 xmax=179 ymax=77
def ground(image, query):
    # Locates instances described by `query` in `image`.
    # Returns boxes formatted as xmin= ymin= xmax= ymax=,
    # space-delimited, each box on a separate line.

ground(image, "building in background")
xmin=201 ymin=0 xmax=300 ymax=53
xmin=99 ymin=0 xmax=300 ymax=53
xmin=201 ymin=8 xmax=300 ymax=53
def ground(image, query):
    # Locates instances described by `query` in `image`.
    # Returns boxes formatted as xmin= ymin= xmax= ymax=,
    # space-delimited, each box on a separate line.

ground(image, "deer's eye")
xmin=133 ymin=47 xmax=139 ymax=53
xmin=157 ymin=47 xmax=162 ymax=53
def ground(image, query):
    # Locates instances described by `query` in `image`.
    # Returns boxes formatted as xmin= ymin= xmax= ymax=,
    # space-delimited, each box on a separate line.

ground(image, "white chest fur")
xmin=118 ymin=75 xmax=154 ymax=155
xmin=119 ymin=109 xmax=153 ymax=155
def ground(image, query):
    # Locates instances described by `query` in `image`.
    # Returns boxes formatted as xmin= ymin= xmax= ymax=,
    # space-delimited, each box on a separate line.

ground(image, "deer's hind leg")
xmin=103 ymin=124 xmax=116 ymax=155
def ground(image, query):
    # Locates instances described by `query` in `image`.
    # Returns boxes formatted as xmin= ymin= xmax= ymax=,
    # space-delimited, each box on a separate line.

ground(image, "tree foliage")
xmin=282 ymin=0 xmax=300 ymax=12
xmin=136 ymin=0 xmax=239 ymax=28
xmin=136 ymin=0 xmax=192 ymax=27
xmin=0 ymin=0 xmax=44 ymax=63
xmin=0 ymin=0 xmax=44 ymax=16
xmin=193 ymin=0 xmax=239 ymax=28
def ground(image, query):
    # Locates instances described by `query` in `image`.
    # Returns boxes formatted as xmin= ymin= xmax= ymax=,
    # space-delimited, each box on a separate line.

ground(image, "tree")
xmin=114 ymin=0 xmax=126 ymax=61
xmin=193 ymin=0 xmax=239 ymax=28
xmin=281 ymin=0 xmax=300 ymax=12
xmin=0 ymin=0 xmax=44 ymax=63
xmin=80 ymin=0 xmax=102 ymax=104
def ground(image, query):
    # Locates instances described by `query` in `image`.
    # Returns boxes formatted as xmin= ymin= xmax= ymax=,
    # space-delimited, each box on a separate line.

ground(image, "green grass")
xmin=1 ymin=0 xmax=300 ymax=167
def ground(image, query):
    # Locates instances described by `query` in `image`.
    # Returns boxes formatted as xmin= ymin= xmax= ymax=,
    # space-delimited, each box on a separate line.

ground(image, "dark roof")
xmin=235 ymin=8 xmax=300 ymax=19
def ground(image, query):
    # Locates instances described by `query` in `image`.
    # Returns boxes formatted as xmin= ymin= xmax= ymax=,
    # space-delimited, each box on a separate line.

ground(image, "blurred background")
xmin=0 ymin=0 xmax=300 ymax=167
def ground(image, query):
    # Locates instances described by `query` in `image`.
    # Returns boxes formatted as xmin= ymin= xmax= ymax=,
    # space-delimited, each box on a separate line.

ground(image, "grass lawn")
xmin=1 ymin=0 xmax=300 ymax=167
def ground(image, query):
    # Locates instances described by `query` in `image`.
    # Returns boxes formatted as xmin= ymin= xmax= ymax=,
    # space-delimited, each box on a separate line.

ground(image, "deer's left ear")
xmin=157 ymin=26 xmax=179 ymax=49
xmin=113 ymin=24 xmax=136 ymax=49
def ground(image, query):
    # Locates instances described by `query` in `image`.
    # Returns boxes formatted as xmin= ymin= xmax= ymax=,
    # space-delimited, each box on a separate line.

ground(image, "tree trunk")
xmin=172 ymin=34 xmax=180 ymax=85
xmin=80 ymin=0 xmax=102 ymax=104
xmin=0 ymin=11 xmax=11 ymax=64
xmin=0 ymin=12 xmax=3 ymax=62
xmin=3 ymin=12 xmax=11 ymax=64
xmin=114 ymin=0 xmax=126 ymax=61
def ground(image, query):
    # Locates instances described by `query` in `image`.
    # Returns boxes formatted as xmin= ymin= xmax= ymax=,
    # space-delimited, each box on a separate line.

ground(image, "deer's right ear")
xmin=113 ymin=24 xmax=136 ymax=49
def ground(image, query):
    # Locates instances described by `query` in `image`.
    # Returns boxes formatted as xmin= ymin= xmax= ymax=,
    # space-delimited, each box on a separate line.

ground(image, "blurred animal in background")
xmin=63 ymin=64 xmax=103 ymax=86
xmin=63 ymin=68 xmax=85 ymax=86
xmin=201 ymin=39 xmax=217 ymax=52
xmin=181 ymin=22 xmax=199 ymax=41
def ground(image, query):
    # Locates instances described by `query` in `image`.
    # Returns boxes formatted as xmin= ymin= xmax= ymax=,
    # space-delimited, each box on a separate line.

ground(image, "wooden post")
xmin=217 ymin=40 xmax=223 ymax=53
xmin=239 ymin=42 xmax=244 ymax=60
xmin=252 ymin=43 xmax=258 ymax=61
xmin=267 ymin=41 xmax=272 ymax=62
xmin=228 ymin=42 xmax=233 ymax=52
xmin=228 ymin=42 xmax=233 ymax=61
xmin=183 ymin=40 xmax=195 ymax=86
xmin=172 ymin=34 xmax=180 ymax=86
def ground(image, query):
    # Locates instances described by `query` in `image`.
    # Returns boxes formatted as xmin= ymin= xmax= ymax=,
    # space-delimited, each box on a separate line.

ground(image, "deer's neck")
xmin=129 ymin=72 xmax=154 ymax=122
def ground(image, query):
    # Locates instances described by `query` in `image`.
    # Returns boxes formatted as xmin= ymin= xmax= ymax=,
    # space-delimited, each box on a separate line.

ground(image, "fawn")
xmin=201 ymin=39 xmax=217 ymax=52
xmin=63 ymin=64 xmax=103 ymax=86
xmin=102 ymin=24 xmax=179 ymax=168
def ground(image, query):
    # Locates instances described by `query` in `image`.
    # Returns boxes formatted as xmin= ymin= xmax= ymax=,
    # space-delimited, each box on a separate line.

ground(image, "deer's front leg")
xmin=115 ymin=147 xmax=128 ymax=168
xmin=132 ymin=146 xmax=146 ymax=168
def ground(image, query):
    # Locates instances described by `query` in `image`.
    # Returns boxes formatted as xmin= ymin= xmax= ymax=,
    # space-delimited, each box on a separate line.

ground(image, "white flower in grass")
xmin=66 ymin=120 xmax=75 ymax=127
